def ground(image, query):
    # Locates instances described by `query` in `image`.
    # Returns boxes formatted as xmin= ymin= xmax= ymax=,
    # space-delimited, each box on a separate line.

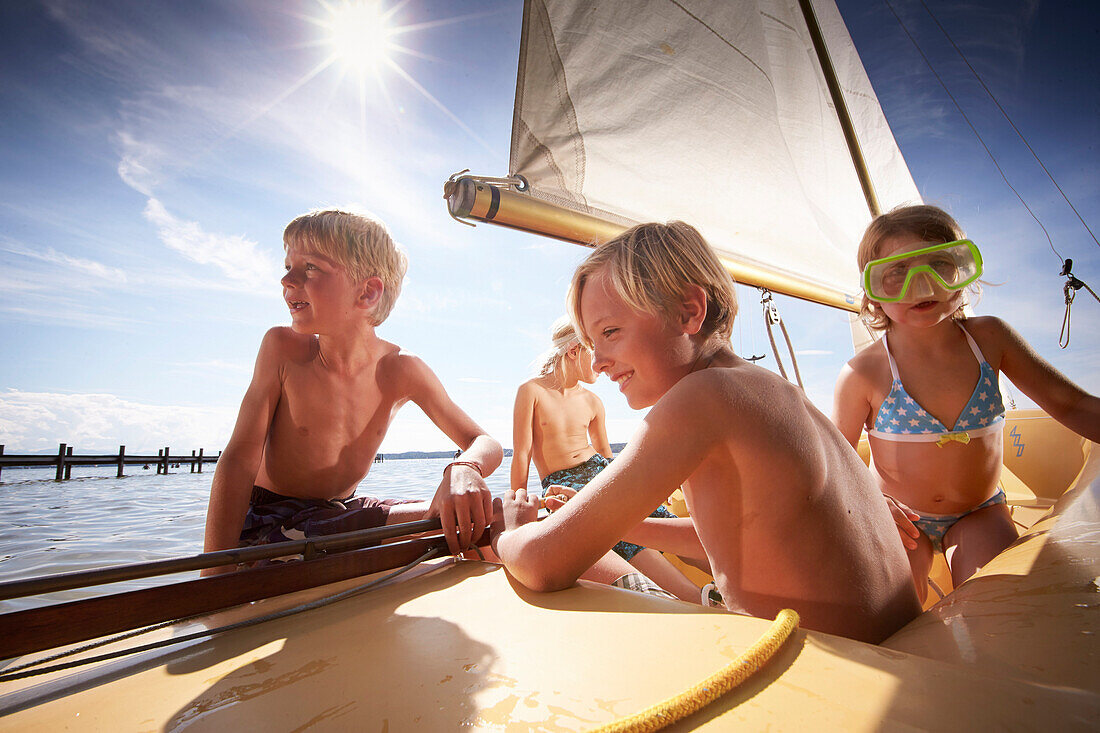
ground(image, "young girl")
xmin=833 ymin=205 xmax=1100 ymax=601
xmin=511 ymin=316 xmax=700 ymax=602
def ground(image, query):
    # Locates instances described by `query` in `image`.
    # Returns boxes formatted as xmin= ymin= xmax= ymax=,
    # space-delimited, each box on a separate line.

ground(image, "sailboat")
xmin=2 ymin=1 xmax=1097 ymax=729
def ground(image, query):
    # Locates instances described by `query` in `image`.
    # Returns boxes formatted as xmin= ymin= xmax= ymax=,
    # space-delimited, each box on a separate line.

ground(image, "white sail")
xmin=511 ymin=0 xmax=921 ymax=298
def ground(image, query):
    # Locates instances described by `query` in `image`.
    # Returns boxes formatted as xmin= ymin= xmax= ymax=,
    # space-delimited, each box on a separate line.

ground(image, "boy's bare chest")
xmin=278 ymin=365 xmax=400 ymax=437
xmin=537 ymin=391 xmax=593 ymax=428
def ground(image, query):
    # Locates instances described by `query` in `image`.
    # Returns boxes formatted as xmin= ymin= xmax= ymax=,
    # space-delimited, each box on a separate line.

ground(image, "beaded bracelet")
xmin=444 ymin=460 xmax=483 ymax=477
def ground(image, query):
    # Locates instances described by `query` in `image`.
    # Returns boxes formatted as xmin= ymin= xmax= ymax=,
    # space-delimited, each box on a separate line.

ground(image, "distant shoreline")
xmin=1 ymin=443 xmax=629 ymax=464
xmin=382 ymin=443 xmax=627 ymax=461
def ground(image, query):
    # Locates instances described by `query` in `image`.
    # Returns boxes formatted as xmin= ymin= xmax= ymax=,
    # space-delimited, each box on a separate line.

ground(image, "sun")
xmin=325 ymin=1 xmax=395 ymax=75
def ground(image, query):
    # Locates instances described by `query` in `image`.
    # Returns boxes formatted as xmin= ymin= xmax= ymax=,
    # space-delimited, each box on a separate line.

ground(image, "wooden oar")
xmin=0 ymin=517 xmax=446 ymax=602
xmin=0 ymin=531 xmax=490 ymax=661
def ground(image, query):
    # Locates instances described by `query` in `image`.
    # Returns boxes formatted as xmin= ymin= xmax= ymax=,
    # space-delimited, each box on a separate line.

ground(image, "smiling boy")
xmin=493 ymin=221 xmax=920 ymax=643
xmin=202 ymin=209 xmax=501 ymax=574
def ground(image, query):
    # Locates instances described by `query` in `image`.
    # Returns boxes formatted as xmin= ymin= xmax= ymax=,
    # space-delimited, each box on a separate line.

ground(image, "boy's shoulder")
xmin=260 ymin=326 xmax=318 ymax=363
xmin=664 ymin=361 xmax=780 ymax=413
xmin=518 ymin=376 xmax=555 ymax=398
xmin=373 ymin=343 xmax=446 ymax=394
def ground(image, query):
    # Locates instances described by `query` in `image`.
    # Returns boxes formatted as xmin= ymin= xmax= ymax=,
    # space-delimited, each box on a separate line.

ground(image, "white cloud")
xmin=115 ymin=130 xmax=162 ymax=197
xmin=458 ymin=377 xmax=500 ymax=384
xmin=0 ymin=389 xmax=233 ymax=453
xmin=142 ymin=198 xmax=280 ymax=292
xmin=2 ymin=243 xmax=127 ymax=283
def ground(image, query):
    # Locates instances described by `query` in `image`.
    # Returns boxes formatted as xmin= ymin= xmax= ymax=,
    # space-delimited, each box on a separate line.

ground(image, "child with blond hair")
xmin=202 ymin=209 xmax=501 ymax=574
xmin=493 ymin=221 xmax=920 ymax=643
xmin=833 ymin=204 xmax=1100 ymax=601
xmin=511 ymin=316 xmax=701 ymax=602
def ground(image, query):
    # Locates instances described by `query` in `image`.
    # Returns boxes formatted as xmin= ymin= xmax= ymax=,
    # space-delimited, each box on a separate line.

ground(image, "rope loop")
xmin=590 ymin=609 xmax=800 ymax=733
xmin=759 ymin=290 xmax=804 ymax=389
xmin=1059 ymin=259 xmax=1100 ymax=349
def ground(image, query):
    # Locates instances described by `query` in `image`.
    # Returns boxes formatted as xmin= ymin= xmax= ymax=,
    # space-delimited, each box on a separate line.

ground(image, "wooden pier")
xmin=0 ymin=444 xmax=220 ymax=481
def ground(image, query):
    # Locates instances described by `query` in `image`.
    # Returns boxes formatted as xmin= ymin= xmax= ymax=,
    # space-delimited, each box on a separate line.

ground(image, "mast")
xmin=796 ymin=0 xmax=881 ymax=218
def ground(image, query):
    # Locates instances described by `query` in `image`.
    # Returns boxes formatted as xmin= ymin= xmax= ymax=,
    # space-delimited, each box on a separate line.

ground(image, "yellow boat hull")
xmin=2 ymin=412 xmax=1096 ymax=730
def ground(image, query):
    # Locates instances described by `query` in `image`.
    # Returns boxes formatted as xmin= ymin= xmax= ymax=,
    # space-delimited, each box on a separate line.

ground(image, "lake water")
xmin=0 ymin=457 xmax=541 ymax=611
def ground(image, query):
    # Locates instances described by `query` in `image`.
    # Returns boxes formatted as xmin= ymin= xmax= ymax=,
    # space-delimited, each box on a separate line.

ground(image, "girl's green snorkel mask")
xmin=862 ymin=240 xmax=983 ymax=303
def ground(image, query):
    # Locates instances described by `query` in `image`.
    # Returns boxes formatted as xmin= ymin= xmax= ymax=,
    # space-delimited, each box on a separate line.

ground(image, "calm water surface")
xmin=0 ymin=457 xmax=539 ymax=611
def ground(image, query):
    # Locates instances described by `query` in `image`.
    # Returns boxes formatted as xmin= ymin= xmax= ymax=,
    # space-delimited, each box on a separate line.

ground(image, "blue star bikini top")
xmin=869 ymin=323 xmax=1006 ymax=447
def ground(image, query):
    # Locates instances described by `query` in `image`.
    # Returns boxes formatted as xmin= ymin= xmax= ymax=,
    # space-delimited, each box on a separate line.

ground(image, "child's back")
xmin=672 ymin=357 xmax=920 ymax=642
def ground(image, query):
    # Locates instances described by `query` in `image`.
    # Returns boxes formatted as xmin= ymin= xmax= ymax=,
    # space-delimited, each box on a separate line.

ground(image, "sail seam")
xmin=665 ymin=0 xmax=775 ymax=92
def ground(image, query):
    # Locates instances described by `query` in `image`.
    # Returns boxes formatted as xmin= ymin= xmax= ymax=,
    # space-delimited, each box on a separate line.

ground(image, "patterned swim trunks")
xmin=541 ymin=453 xmax=678 ymax=561
xmin=239 ymin=486 xmax=416 ymax=559
xmin=611 ymin=571 xmax=678 ymax=600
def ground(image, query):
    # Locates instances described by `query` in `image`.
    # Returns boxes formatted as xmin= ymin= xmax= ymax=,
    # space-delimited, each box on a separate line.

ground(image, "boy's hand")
xmin=488 ymin=491 xmax=538 ymax=557
xmin=542 ymin=485 xmax=578 ymax=513
xmin=884 ymin=494 xmax=921 ymax=551
xmin=502 ymin=488 xmax=541 ymax=530
xmin=432 ymin=463 xmax=493 ymax=554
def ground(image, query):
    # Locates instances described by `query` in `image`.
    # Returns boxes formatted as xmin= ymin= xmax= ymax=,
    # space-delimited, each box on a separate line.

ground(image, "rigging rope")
xmin=590 ymin=609 xmax=800 ymax=733
xmin=760 ymin=290 xmax=803 ymax=389
xmin=1059 ymin=259 xmax=1100 ymax=349
xmin=915 ymin=0 xmax=1099 ymax=251
xmin=881 ymin=0 xmax=1061 ymax=263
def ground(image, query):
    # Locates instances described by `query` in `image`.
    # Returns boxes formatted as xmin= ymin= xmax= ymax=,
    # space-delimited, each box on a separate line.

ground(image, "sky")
xmin=0 ymin=0 xmax=1096 ymax=456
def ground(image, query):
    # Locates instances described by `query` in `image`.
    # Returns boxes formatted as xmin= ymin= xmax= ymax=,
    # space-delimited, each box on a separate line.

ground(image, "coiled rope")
xmin=590 ymin=608 xmax=800 ymax=733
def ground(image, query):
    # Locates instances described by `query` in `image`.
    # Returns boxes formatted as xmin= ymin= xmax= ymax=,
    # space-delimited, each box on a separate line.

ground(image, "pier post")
xmin=190 ymin=449 xmax=196 ymax=473
xmin=197 ymin=448 xmax=204 ymax=473
xmin=0 ymin=444 xmax=4 ymax=480
xmin=55 ymin=443 xmax=67 ymax=481
xmin=118 ymin=445 xmax=125 ymax=478
xmin=162 ymin=446 xmax=170 ymax=475
xmin=64 ymin=446 xmax=73 ymax=479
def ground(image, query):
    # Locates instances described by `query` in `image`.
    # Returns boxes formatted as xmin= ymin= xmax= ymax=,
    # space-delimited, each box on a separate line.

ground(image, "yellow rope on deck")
xmin=590 ymin=609 xmax=800 ymax=733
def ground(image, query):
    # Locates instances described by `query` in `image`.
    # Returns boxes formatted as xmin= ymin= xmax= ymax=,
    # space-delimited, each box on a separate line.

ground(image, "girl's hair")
xmin=536 ymin=315 xmax=583 ymax=385
xmin=567 ymin=221 xmax=738 ymax=350
xmin=857 ymin=204 xmax=977 ymax=331
xmin=283 ymin=208 xmax=409 ymax=326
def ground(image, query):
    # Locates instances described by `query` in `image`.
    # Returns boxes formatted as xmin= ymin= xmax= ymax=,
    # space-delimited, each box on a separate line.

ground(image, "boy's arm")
xmin=994 ymin=318 xmax=1100 ymax=442
xmin=543 ymin=484 xmax=707 ymax=561
xmin=495 ymin=375 xmax=719 ymax=592
xmin=588 ymin=394 xmax=614 ymax=459
xmin=201 ymin=329 xmax=285 ymax=575
xmin=622 ymin=516 xmax=707 ymax=563
xmin=510 ymin=383 xmax=536 ymax=492
xmin=403 ymin=355 xmax=503 ymax=553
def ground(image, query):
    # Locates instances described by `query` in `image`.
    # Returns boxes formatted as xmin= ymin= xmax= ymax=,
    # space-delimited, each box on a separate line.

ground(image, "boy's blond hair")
xmin=283 ymin=209 xmax=408 ymax=325
xmin=536 ymin=315 xmax=585 ymax=386
xmin=857 ymin=204 xmax=974 ymax=331
xmin=567 ymin=221 xmax=738 ymax=350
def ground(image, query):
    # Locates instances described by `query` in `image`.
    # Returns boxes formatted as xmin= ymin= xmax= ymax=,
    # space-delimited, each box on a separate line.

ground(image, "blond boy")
xmin=493 ymin=222 xmax=920 ymax=643
xmin=202 ymin=209 xmax=501 ymax=574
xmin=512 ymin=316 xmax=700 ymax=602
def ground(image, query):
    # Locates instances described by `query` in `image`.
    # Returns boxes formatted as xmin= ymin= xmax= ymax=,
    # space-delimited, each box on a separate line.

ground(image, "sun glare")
xmin=327 ymin=1 xmax=393 ymax=75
